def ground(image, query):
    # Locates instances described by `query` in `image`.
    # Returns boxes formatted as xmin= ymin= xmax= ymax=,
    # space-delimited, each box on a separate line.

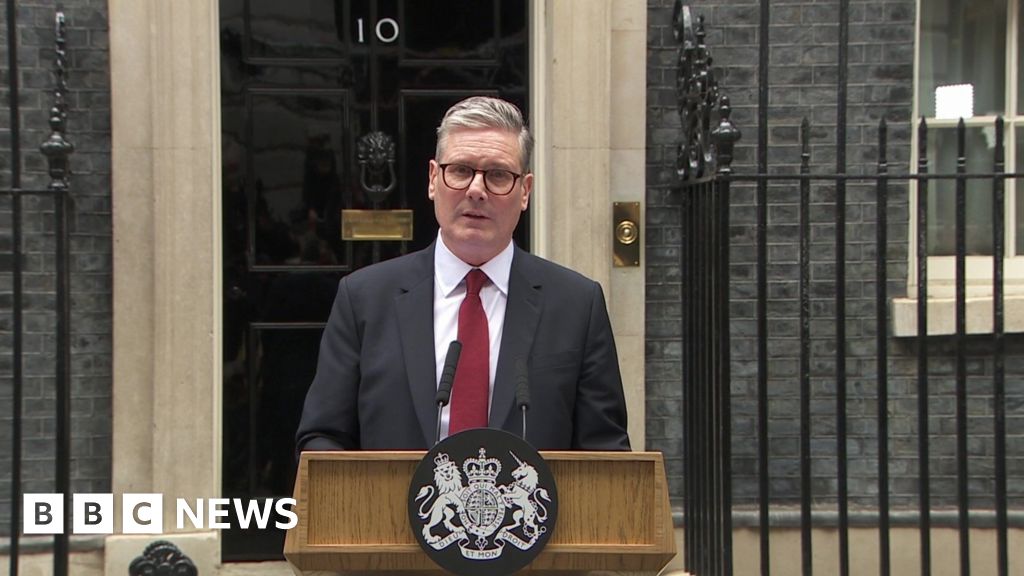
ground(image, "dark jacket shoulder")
xmin=341 ymin=245 xmax=433 ymax=293
xmin=513 ymin=248 xmax=602 ymax=293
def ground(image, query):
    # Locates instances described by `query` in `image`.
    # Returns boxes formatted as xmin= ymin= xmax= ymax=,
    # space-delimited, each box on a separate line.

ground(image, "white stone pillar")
xmin=532 ymin=0 xmax=646 ymax=448
xmin=107 ymin=0 xmax=222 ymax=572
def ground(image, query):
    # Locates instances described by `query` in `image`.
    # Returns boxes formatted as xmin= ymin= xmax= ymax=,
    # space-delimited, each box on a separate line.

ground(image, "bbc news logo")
xmin=23 ymin=494 xmax=297 ymax=535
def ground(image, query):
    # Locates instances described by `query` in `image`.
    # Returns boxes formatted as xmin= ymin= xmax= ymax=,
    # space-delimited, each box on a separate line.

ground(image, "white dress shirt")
xmin=433 ymin=234 xmax=513 ymax=439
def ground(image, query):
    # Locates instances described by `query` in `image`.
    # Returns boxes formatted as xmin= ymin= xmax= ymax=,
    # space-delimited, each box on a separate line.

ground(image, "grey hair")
xmin=435 ymin=96 xmax=534 ymax=171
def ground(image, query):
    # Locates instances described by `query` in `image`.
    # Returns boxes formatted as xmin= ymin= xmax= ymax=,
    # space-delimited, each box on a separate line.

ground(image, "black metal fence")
xmin=678 ymin=3 xmax=1021 ymax=576
xmin=3 ymin=5 xmax=74 ymax=576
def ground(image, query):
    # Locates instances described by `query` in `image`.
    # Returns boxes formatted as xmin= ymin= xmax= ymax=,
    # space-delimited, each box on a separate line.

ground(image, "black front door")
xmin=219 ymin=0 xmax=528 ymax=560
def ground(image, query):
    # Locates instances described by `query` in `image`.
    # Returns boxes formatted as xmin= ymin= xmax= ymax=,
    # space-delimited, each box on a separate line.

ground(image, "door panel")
xmin=247 ymin=0 xmax=350 ymax=59
xmin=401 ymin=1 xmax=498 ymax=61
xmin=220 ymin=0 xmax=528 ymax=561
xmin=247 ymin=90 xmax=353 ymax=269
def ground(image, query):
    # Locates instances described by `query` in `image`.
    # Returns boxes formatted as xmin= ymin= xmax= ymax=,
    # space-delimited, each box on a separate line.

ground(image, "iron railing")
xmin=677 ymin=3 xmax=1021 ymax=576
xmin=3 ymin=6 xmax=75 ymax=576
xmin=675 ymin=7 xmax=738 ymax=574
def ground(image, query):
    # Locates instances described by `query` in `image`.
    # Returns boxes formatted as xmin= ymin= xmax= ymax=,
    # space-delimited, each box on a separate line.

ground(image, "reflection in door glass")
xmin=249 ymin=0 xmax=348 ymax=59
xmin=251 ymin=93 xmax=350 ymax=267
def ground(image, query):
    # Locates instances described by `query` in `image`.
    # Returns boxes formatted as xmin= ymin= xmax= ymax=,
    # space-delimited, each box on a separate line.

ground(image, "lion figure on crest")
xmin=415 ymin=454 xmax=465 ymax=543
xmin=500 ymin=452 xmax=551 ymax=538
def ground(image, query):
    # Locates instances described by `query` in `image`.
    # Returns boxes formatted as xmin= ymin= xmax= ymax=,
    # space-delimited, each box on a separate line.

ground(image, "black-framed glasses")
xmin=438 ymin=163 xmax=522 ymax=196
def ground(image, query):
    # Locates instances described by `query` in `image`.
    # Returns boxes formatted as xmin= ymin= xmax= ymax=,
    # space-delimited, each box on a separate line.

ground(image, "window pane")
xmin=919 ymin=0 xmax=1006 ymax=117
xmin=926 ymin=126 xmax=996 ymax=255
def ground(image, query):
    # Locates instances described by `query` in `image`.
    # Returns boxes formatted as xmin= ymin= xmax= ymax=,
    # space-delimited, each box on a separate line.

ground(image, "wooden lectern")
xmin=284 ymin=451 xmax=676 ymax=575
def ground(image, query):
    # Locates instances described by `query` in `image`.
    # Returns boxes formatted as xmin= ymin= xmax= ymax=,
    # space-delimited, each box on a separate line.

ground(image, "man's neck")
xmin=438 ymin=236 xmax=503 ymax=267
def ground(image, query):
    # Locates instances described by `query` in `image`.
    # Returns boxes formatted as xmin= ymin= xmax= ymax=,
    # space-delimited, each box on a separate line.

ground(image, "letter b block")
xmin=73 ymin=493 xmax=114 ymax=534
xmin=24 ymin=494 xmax=63 ymax=534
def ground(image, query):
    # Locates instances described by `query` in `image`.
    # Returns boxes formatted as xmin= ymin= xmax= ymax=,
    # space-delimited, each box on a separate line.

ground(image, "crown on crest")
xmin=434 ymin=453 xmax=453 ymax=467
xmin=463 ymin=447 xmax=501 ymax=483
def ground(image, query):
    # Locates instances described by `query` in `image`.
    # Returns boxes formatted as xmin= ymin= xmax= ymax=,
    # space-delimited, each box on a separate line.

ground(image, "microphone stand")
xmin=515 ymin=358 xmax=530 ymax=440
xmin=435 ymin=341 xmax=462 ymax=445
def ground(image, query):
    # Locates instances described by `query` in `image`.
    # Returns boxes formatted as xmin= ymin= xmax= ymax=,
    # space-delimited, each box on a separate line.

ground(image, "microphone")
xmin=514 ymin=358 xmax=530 ymax=440
xmin=435 ymin=341 xmax=462 ymax=445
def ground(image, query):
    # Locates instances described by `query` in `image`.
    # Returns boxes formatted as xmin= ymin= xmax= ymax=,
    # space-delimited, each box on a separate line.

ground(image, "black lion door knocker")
xmin=357 ymin=131 xmax=397 ymax=205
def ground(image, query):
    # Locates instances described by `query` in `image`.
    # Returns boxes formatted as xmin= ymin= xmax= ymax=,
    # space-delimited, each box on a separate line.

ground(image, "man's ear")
xmin=428 ymin=159 xmax=439 ymax=200
xmin=520 ymin=172 xmax=533 ymax=211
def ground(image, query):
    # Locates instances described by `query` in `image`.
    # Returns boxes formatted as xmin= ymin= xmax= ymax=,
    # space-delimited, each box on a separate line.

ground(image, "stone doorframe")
xmin=107 ymin=1 xmax=645 ymax=573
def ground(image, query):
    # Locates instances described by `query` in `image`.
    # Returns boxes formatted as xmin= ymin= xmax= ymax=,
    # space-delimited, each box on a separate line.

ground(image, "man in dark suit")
xmin=296 ymin=96 xmax=629 ymax=452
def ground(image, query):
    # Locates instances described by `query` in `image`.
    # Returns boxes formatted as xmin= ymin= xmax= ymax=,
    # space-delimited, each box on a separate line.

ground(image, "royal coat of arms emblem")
xmin=408 ymin=429 xmax=557 ymax=576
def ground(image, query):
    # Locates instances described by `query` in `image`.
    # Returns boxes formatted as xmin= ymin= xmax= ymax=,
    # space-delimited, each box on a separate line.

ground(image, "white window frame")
xmin=896 ymin=0 xmax=1024 ymax=335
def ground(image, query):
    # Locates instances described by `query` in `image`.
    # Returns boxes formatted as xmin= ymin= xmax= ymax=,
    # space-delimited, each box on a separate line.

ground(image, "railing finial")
xmin=39 ymin=11 xmax=74 ymax=191
xmin=675 ymin=5 xmax=741 ymax=182
xmin=711 ymin=95 xmax=741 ymax=175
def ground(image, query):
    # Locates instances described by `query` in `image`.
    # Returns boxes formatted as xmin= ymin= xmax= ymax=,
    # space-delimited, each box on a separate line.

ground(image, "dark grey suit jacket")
xmin=295 ymin=243 xmax=630 ymax=451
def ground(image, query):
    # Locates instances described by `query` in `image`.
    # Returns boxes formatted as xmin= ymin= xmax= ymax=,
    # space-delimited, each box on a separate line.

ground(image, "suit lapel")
xmin=396 ymin=247 xmax=437 ymax=447
xmin=490 ymin=249 xmax=542 ymax=428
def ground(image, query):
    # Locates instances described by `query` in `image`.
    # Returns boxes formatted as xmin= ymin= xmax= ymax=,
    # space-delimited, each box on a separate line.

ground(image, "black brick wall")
xmin=0 ymin=0 xmax=111 ymax=534
xmin=647 ymin=0 xmax=1024 ymax=512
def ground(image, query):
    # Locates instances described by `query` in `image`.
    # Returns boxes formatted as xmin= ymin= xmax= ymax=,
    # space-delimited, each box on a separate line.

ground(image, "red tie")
xmin=449 ymin=269 xmax=489 ymax=434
